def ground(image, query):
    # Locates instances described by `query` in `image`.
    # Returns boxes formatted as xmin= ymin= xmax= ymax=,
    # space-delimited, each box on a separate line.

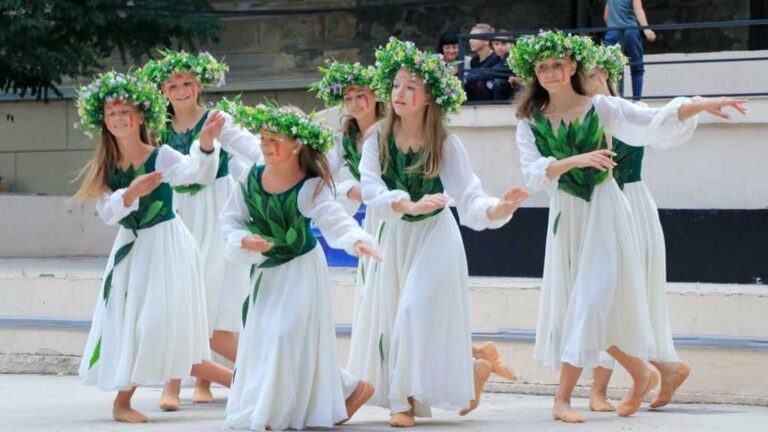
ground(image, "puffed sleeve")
xmin=95 ymin=189 xmax=139 ymax=225
xmin=516 ymin=119 xmax=558 ymax=195
xmin=593 ymin=94 xmax=698 ymax=149
xmin=219 ymin=179 xmax=265 ymax=265
xmin=214 ymin=110 xmax=263 ymax=164
xmin=440 ymin=134 xmax=512 ymax=230
xmin=155 ymin=143 xmax=220 ymax=186
xmin=360 ymin=132 xmax=409 ymax=222
xmin=297 ymin=177 xmax=375 ymax=255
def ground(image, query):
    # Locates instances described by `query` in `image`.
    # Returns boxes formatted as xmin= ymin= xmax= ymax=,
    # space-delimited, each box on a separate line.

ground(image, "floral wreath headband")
xmin=217 ymin=98 xmax=335 ymax=154
xmin=508 ymin=30 xmax=596 ymax=82
xmin=373 ymin=36 xmax=466 ymax=115
xmin=139 ymin=49 xmax=228 ymax=88
xmin=75 ymin=71 xmax=167 ymax=137
xmin=590 ymin=43 xmax=627 ymax=83
xmin=309 ymin=61 xmax=377 ymax=107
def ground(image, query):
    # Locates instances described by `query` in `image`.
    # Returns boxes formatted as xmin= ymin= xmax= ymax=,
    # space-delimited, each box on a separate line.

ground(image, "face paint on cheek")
xmin=274 ymin=143 xmax=281 ymax=157
xmin=411 ymin=93 xmax=417 ymax=106
xmin=560 ymin=69 xmax=566 ymax=83
xmin=128 ymin=114 xmax=134 ymax=128
xmin=361 ymin=95 xmax=370 ymax=110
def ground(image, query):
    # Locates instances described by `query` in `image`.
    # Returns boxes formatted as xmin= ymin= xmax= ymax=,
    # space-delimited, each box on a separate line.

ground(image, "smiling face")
xmin=161 ymin=72 xmax=201 ymax=110
xmin=259 ymin=129 xmax=299 ymax=165
xmin=534 ymin=56 xmax=577 ymax=94
xmin=343 ymin=86 xmax=376 ymax=121
xmin=103 ymin=101 xmax=144 ymax=139
xmin=441 ymin=43 xmax=459 ymax=62
xmin=391 ymin=68 xmax=429 ymax=118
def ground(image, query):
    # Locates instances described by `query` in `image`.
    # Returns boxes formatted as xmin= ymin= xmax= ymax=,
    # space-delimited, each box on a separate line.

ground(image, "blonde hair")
xmin=379 ymin=86 xmax=447 ymax=178
xmin=73 ymin=122 xmax=155 ymax=201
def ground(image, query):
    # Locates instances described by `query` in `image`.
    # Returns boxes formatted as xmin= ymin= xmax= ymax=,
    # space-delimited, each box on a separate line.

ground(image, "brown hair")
xmin=378 ymin=86 xmax=447 ymax=178
xmin=341 ymin=100 xmax=385 ymax=146
xmin=471 ymin=23 xmax=495 ymax=49
xmin=515 ymin=58 xmax=589 ymax=119
xmin=73 ymin=119 xmax=155 ymax=201
xmin=280 ymin=106 xmax=336 ymax=199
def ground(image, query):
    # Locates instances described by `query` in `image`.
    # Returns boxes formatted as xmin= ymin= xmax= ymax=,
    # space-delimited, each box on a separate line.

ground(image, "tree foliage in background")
xmin=0 ymin=0 xmax=220 ymax=99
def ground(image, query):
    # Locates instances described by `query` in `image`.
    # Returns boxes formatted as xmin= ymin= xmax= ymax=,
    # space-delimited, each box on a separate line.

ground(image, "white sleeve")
xmin=360 ymin=132 xmax=409 ymax=222
xmin=228 ymin=156 xmax=251 ymax=185
xmin=217 ymin=111 xmax=263 ymax=164
xmin=155 ymin=143 xmax=220 ymax=186
xmin=219 ymin=181 xmax=265 ymax=265
xmin=298 ymin=178 xmax=375 ymax=255
xmin=516 ymin=119 xmax=558 ymax=195
xmin=441 ymin=134 xmax=511 ymax=230
xmin=593 ymin=94 xmax=698 ymax=149
xmin=327 ymin=134 xmax=346 ymax=176
xmin=95 ymin=189 xmax=139 ymax=225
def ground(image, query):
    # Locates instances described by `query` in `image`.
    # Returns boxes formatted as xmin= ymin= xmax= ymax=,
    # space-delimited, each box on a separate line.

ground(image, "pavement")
xmin=2 ymin=374 xmax=767 ymax=431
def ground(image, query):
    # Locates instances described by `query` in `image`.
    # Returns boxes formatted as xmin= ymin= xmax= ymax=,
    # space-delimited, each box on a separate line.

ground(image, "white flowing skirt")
xmin=79 ymin=218 xmax=211 ymax=391
xmin=534 ymin=180 xmax=656 ymax=370
xmin=225 ymin=246 xmax=358 ymax=431
xmin=175 ymin=176 xmax=251 ymax=335
xmin=347 ymin=209 xmax=475 ymax=417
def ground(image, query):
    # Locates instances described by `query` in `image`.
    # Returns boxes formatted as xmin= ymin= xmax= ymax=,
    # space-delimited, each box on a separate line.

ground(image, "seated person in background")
xmin=464 ymin=23 xmax=512 ymax=101
xmin=436 ymin=30 xmax=460 ymax=76
xmin=492 ymin=29 xmax=523 ymax=100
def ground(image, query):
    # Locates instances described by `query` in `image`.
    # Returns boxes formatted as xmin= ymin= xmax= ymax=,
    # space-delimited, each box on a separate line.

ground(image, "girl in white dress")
xmin=582 ymin=44 xmax=746 ymax=412
xmin=141 ymin=50 xmax=262 ymax=406
xmin=74 ymin=71 xmax=232 ymax=423
xmin=509 ymin=31 xmax=747 ymax=423
xmin=219 ymin=101 xmax=380 ymax=431
xmin=356 ymin=37 xmax=529 ymax=427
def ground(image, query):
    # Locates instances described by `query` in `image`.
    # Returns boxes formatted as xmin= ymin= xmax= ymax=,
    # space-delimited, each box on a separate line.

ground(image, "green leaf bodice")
xmin=612 ymin=138 xmax=644 ymax=189
xmin=161 ymin=110 xmax=229 ymax=195
xmin=241 ymin=165 xmax=317 ymax=268
xmin=106 ymin=148 xmax=175 ymax=231
xmin=381 ymin=134 xmax=445 ymax=222
xmin=529 ymin=106 xmax=611 ymax=201
xmin=342 ymin=127 xmax=362 ymax=182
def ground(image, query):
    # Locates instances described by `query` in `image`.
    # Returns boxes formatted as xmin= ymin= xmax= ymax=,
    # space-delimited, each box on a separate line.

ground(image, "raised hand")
xmin=346 ymin=186 xmax=363 ymax=202
xmin=124 ymin=172 xmax=164 ymax=206
xmin=487 ymin=187 xmax=530 ymax=220
xmin=354 ymin=241 xmax=383 ymax=261
xmin=200 ymin=110 xmax=227 ymax=152
xmin=241 ymin=234 xmax=273 ymax=253
xmin=694 ymin=97 xmax=747 ymax=120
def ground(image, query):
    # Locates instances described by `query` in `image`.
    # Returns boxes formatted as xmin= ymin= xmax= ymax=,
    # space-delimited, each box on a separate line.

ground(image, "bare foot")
xmin=112 ymin=402 xmax=148 ymax=423
xmin=336 ymin=380 xmax=375 ymax=425
xmin=589 ymin=394 xmax=616 ymax=412
xmin=193 ymin=381 xmax=214 ymax=404
xmin=473 ymin=341 xmax=518 ymax=382
xmin=552 ymin=400 xmax=586 ymax=423
xmin=389 ymin=397 xmax=416 ymax=428
xmin=650 ymin=361 xmax=691 ymax=409
xmin=459 ymin=358 xmax=492 ymax=416
xmin=617 ymin=365 xmax=660 ymax=417
xmin=159 ymin=381 xmax=181 ymax=412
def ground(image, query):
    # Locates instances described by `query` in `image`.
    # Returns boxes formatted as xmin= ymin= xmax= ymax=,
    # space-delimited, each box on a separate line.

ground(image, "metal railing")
xmin=457 ymin=18 xmax=768 ymax=103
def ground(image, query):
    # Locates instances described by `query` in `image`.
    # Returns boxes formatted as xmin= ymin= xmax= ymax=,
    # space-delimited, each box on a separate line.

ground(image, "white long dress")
xmin=354 ymin=133 xmax=513 ymax=417
xmin=166 ymin=110 xmax=262 ymax=336
xmin=79 ymin=142 xmax=220 ymax=391
xmin=221 ymin=167 xmax=373 ymax=431
xmin=517 ymin=95 xmax=697 ymax=370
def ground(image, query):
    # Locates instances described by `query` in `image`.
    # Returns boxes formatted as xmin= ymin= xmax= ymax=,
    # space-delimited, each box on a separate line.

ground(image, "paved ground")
xmin=2 ymin=374 xmax=767 ymax=431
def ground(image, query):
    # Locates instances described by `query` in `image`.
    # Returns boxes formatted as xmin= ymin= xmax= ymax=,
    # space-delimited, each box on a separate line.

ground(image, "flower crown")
xmin=508 ymin=30 xmax=596 ymax=82
xmin=140 ymin=49 xmax=228 ymax=88
xmin=75 ymin=71 xmax=167 ymax=137
xmin=590 ymin=43 xmax=627 ymax=83
xmin=373 ymin=36 xmax=466 ymax=115
xmin=217 ymin=98 xmax=335 ymax=154
xmin=309 ymin=61 xmax=377 ymax=107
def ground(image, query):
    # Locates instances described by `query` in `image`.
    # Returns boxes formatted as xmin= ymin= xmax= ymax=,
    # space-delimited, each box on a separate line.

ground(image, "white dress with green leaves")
xmin=516 ymin=95 xmax=697 ymax=370
xmin=221 ymin=165 xmax=373 ymax=431
xmin=79 ymin=143 xmax=219 ymax=391
xmin=355 ymin=133 xmax=513 ymax=417
xmin=165 ymin=110 xmax=261 ymax=336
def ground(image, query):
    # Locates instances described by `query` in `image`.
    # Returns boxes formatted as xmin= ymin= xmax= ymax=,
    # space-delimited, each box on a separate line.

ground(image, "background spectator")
xmin=436 ymin=30 xmax=460 ymax=76
xmin=604 ymin=0 xmax=656 ymax=99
